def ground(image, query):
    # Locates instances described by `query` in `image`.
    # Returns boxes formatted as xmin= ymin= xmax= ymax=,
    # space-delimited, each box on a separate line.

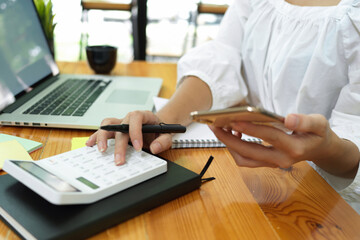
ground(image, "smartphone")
xmin=190 ymin=106 xmax=285 ymax=129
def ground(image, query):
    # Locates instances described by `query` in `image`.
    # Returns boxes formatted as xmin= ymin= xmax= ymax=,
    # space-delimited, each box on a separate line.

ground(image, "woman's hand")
xmin=86 ymin=111 xmax=173 ymax=165
xmin=210 ymin=114 xmax=360 ymax=178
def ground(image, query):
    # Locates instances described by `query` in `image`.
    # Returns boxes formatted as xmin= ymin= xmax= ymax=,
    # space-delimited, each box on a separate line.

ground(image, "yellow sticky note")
xmin=71 ymin=137 xmax=89 ymax=150
xmin=0 ymin=140 xmax=33 ymax=170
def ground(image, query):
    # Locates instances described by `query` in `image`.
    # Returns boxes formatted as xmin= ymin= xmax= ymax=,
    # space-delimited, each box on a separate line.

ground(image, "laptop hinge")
xmin=1 ymin=76 xmax=60 ymax=114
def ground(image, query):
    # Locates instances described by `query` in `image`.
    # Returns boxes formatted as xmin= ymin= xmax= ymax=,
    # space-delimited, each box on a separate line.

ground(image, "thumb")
xmin=284 ymin=113 xmax=328 ymax=136
xmin=149 ymin=134 xmax=173 ymax=154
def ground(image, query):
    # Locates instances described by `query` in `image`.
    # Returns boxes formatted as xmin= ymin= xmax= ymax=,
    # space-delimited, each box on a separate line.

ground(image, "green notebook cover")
xmin=0 ymin=160 xmax=202 ymax=240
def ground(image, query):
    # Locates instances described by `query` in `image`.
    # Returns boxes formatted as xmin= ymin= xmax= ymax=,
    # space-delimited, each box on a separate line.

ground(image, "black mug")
xmin=86 ymin=45 xmax=117 ymax=74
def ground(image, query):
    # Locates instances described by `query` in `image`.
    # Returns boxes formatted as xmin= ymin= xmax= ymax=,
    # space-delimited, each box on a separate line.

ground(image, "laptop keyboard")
xmin=23 ymin=79 xmax=110 ymax=116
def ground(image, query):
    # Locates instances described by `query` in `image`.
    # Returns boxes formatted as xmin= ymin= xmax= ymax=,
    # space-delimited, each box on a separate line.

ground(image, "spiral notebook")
xmin=153 ymin=97 xmax=261 ymax=149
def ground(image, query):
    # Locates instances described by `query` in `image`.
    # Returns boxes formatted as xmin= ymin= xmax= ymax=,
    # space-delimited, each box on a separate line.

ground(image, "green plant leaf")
xmin=33 ymin=0 xmax=56 ymax=40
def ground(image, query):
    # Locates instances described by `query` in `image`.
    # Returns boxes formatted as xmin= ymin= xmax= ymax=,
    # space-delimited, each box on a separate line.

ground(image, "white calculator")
xmin=3 ymin=140 xmax=167 ymax=205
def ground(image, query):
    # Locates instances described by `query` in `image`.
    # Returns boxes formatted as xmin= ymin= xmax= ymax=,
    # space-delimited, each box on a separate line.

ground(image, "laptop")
xmin=0 ymin=0 xmax=162 ymax=130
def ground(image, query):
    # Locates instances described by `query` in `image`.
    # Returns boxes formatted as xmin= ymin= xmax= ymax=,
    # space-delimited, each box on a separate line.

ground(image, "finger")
xmin=230 ymin=121 xmax=286 ymax=143
xmin=230 ymin=119 xmax=325 ymax=163
xmin=285 ymin=114 xmax=329 ymax=137
xmin=246 ymin=114 xmax=328 ymax=159
xmin=210 ymin=125 xmax=294 ymax=168
xmin=228 ymin=149 xmax=278 ymax=168
xmin=96 ymin=118 xmax=122 ymax=152
xmin=127 ymin=111 xmax=159 ymax=151
xmin=111 ymin=114 xmax=131 ymax=165
xmin=283 ymin=114 xmax=330 ymax=160
xmin=229 ymin=121 xmax=297 ymax=153
xmin=114 ymin=131 xmax=129 ymax=165
xmin=86 ymin=132 xmax=98 ymax=147
xmin=121 ymin=112 xmax=142 ymax=151
xmin=149 ymin=134 xmax=173 ymax=154
xmin=227 ymin=142 xmax=294 ymax=169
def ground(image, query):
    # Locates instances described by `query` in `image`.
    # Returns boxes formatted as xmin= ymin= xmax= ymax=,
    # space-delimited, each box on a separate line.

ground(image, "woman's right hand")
xmin=86 ymin=110 xmax=173 ymax=165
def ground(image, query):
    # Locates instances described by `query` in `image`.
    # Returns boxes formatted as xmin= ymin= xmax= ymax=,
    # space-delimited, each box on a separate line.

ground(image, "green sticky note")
xmin=0 ymin=134 xmax=43 ymax=153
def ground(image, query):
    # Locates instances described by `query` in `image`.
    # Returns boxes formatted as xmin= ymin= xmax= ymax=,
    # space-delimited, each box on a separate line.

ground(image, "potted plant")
xmin=34 ymin=0 xmax=56 ymax=57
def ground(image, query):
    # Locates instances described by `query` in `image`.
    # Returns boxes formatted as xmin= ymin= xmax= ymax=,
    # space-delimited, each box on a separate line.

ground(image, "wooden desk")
xmin=1 ymin=61 xmax=359 ymax=239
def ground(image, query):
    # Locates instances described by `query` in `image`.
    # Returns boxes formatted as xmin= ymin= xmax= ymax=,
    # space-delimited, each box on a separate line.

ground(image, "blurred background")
xmin=52 ymin=0 xmax=233 ymax=63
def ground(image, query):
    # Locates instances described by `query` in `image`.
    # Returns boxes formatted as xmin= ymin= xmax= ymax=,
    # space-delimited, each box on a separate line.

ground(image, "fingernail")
xmin=287 ymin=114 xmax=299 ymax=129
xmin=150 ymin=142 xmax=162 ymax=154
xmin=115 ymin=153 xmax=124 ymax=165
xmin=98 ymin=141 xmax=106 ymax=152
xmin=133 ymin=139 xmax=141 ymax=151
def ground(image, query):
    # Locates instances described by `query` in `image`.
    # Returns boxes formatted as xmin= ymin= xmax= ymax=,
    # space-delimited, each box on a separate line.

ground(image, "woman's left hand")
xmin=209 ymin=113 xmax=359 ymax=176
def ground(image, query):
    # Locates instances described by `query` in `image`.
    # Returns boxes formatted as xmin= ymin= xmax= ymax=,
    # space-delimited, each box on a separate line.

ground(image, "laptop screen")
xmin=0 ymin=0 xmax=59 ymax=111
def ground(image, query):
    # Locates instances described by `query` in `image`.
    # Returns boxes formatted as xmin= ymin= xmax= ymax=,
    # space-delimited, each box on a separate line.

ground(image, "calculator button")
xmin=93 ymin=164 xmax=104 ymax=170
xmin=127 ymin=169 xmax=140 ymax=176
xmin=139 ymin=164 xmax=152 ymax=171
xmin=115 ymin=175 xmax=126 ymax=181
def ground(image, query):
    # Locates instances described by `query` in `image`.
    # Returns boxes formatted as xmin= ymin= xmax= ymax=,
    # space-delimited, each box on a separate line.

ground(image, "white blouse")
xmin=177 ymin=0 xmax=360 ymax=212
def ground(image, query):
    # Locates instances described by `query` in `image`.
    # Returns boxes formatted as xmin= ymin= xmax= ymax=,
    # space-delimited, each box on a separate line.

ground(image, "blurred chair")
xmin=80 ymin=0 xmax=147 ymax=60
xmin=81 ymin=0 xmax=132 ymax=11
xmin=197 ymin=2 xmax=228 ymax=15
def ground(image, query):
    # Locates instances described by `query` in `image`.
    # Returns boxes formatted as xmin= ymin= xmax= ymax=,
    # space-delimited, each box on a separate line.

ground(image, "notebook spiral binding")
xmin=171 ymin=138 xmax=262 ymax=149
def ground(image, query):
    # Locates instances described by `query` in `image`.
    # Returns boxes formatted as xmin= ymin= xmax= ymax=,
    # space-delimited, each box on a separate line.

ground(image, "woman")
xmin=87 ymin=0 xmax=360 ymax=212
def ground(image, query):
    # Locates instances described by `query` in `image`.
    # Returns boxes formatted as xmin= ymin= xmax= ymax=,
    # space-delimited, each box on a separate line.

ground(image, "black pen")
xmin=100 ymin=123 xmax=186 ymax=133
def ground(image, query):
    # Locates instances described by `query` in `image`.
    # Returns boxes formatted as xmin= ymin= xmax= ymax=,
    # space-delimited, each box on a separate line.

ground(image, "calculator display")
xmin=12 ymin=161 xmax=80 ymax=192
xmin=76 ymin=177 xmax=99 ymax=190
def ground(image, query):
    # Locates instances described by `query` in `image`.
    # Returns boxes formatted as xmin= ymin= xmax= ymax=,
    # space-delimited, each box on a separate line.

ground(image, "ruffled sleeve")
xmin=176 ymin=0 xmax=252 ymax=110
xmin=331 ymin=2 xmax=360 ymax=147
xmin=317 ymin=4 xmax=360 ymax=212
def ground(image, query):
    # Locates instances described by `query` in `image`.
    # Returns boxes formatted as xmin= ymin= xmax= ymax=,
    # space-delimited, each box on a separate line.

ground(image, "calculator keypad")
xmin=41 ymin=141 xmax=166 ymax=190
